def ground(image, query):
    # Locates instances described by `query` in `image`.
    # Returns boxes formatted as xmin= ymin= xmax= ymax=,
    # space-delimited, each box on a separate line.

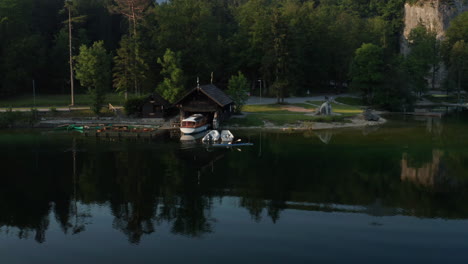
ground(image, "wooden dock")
xmin=83 ymin=130 xmax=163 ymax=139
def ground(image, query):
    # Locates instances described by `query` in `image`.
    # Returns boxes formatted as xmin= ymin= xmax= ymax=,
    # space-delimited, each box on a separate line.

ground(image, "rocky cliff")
xmin=402 ymin=0 xmax=468 ymax=54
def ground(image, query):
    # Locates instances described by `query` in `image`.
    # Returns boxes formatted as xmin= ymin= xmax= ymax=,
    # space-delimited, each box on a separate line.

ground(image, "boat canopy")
xmin=182 ymin=114 xmax=204 ymax=123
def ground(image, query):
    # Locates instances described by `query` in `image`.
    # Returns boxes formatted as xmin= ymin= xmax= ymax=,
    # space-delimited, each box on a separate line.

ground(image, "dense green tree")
xmin=227 ymin=72 xmax=249 ymax=113
xmin=405 ymin=25 xmax=436 ymax=98
xmin=449 ymin=40 xmax=468 ymax=98
xmin=444 ymin=11 xmax=468 ymax=53
xmin=350 ymin=43 xmax=384 ymax=104
xmin=156 ymin=48 xmax=184 ymax=103
xmin=0 ymin=0 xmax=417 ymax=107
xmin=109 ymin=0 xmax=152 ymax=96
xmin=113 ymin=35 xmax=149 ymax=98
xmin=74 ymin=41 xmax=111 ymax=115
xmin=443 ymin=12 xmax=468 ymax=95
xmin=271 ymin=9 xmax=290 ymax=103
xmin=374 ymin=56 xmax=415 ymax=111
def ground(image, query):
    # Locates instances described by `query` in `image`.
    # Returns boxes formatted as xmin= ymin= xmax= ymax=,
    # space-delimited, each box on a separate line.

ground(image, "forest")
xmin=0 ymin=0 xmax=467 ymax=110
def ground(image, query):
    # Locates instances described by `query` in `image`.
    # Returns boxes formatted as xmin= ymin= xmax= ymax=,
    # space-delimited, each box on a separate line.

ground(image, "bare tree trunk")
xmin=458 ymin=67 xmax=461 ymax=102
xmin=68 ymin=7 xmax=75 ymax=106
xmin=131 ymin=4 xmax=138 ymax=95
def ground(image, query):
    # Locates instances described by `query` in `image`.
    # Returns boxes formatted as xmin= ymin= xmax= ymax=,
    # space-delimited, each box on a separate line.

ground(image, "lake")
xmin=1 ymin=111 xmax=468 ymax=263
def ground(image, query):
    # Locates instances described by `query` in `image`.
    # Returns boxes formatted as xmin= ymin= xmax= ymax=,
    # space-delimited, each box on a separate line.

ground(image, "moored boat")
xmin=180 ymin=114 xmax=209 ymax=134
xmin=220 ymin=130 xmax=234 ymax=142
xmin=202 ymin=130 xmax=220 ymax=143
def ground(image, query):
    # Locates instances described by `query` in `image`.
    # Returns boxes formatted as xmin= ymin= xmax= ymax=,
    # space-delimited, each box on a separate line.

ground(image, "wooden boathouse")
xmin=174 ymin=84 xmax=234 ymax=128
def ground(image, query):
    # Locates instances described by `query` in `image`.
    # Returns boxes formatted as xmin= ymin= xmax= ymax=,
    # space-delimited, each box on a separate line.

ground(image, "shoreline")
xmin=22 ymin=113 xmax=386 ymax=131
xmin=223 ymin=114 xmax=387 ymax=131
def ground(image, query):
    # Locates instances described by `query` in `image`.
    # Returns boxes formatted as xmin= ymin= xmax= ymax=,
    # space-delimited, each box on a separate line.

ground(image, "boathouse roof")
xmin=147 ymin=93 xmax=170 ymax=106
xmin=175 ymin=84 xmax=233 ymax=107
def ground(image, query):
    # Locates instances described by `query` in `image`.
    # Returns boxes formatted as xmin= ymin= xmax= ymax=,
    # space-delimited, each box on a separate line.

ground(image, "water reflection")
xmin=401 ymin=150 xmax=445 ymax=188
xmin=315 ymin=130 xmax=333 ymax=144
xmin=1 ymin=112 xmax=468 ymax=244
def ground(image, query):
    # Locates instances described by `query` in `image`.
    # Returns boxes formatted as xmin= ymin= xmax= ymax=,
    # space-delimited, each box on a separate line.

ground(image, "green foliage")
xmin=405 ymin=25 xmax=438 ymax=96
xmin=350 ymin=43 xmax=384 ymax=104
xmin=157 ymin=49 xmax=184 ymax=103
xmin=0 ymin=93 xmax=125 ymax=108
xmin=113 ymin=35 xmax=149 ymax=96
xmin=123 ymin=96 xmax=146 ymax=117
xmin=0 ymin=108 xmax=39 ymax=128
xmin=227 ymin=72 xmax=249 ymax=113
xmin=449 ymin=40 xmax=468 ymax=93
xmin=0 ymin=0 xmax=415 ymax=103
xmin=444 ymin=11 xmax=468 ymax=53
xmin=374 ymin=56 xmax=416 ymax=111
xmin=443 ymin=12 xmax=468 ymax=94
xmin=74 ymin=41 xmax=111 ymax=115
xmin=0 ymin=108 xmax=18 ymax=128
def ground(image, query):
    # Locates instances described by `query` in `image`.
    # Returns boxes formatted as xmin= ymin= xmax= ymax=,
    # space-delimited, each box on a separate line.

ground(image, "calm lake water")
xmin=1 ymin=111 xmax=468 ymax=263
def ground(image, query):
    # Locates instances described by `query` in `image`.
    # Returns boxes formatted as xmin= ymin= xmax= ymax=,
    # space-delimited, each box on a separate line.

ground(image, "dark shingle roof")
xmin=175 ymin=84 xmax=233 ymax=107
xmin=199 ymin=84 xmax=233 ymax=107
xmin=148 ymin=93 xmax=170 ymax=106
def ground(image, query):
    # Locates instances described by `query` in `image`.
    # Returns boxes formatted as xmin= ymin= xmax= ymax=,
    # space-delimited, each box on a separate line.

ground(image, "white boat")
xmin=202 ymin=130 xmax=220 ymax=143
xmin=180 ymin=114 xmax=209 ymax=134
xmin=220 ymin=130 xmax=234 ymax=142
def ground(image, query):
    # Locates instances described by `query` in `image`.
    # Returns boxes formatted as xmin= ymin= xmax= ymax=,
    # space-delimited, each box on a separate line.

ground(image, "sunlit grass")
xmin=243 ymin=104 xmax=290 ymax=114
xmin=291 ymin=103 xmax=316 ymax=110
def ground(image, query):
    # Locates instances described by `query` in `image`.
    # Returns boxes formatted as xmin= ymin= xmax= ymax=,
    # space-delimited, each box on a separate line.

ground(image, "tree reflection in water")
xmin=1 ymin=114 xmax=468 ymax=244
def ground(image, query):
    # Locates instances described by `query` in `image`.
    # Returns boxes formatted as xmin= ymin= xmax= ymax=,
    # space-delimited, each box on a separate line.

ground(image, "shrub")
xmin=124 ymin=96 xmax=146 ymax=116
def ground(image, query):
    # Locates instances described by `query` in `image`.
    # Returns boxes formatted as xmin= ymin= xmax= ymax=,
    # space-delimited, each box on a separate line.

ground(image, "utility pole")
xmin=32 ymin=79 xmax=36 ymax=107
xmin=258 ymin=79 xmax=262 ymax=103
xmin=67 ymin=1 xmax=75 ymax=106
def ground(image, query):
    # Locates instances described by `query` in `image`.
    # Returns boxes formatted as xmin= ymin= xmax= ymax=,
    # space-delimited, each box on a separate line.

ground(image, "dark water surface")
xmin=1 ymin=111 xmax=468 ymax=263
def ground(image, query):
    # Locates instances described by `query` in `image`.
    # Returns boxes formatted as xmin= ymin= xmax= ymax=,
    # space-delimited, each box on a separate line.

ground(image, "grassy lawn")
xmin=244 ymin=103 xmax=316 ymax=113
xmin=242 ymin=104 xmax=291 ymax=114
xmin=291 ymin=103 xmax=316 ymax=110
xmin=226 ymin=113 xmax=349 ymax=127
xmin=0 ymin=108 xmax=116 ymax=128
xmin=42 ymin=108 xmax=116 ymax=118
xmin=306 ymin=101 xmax=362 ymax=114
xmin=423 ymin=94 xmax=459 ymax=104
xmin=235 ymin=102 xmax=357 ymax=127
xmin=259 ymin=114 xmax=348 ymax=125
xmin=225 ymin=115 xmax=264 ymax=127
xmin=0 ymin=93 xmax=126 ymax=107
xmin=335 ymin=97 xmax=363 ymax=106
